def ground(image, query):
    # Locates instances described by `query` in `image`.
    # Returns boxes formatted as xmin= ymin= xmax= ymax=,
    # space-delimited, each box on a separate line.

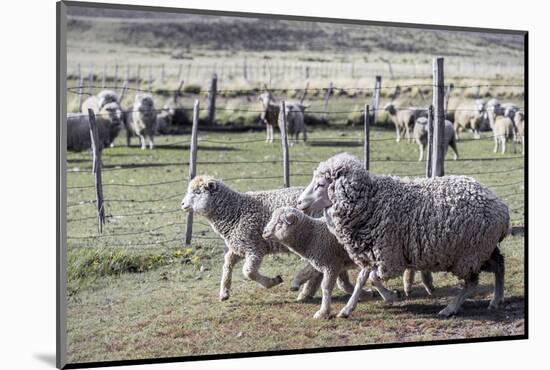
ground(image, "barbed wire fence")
xmin=65 ymin=57 xmax=526 ymax=252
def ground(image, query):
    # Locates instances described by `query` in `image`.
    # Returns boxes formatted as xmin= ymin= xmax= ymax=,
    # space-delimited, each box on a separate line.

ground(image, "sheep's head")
xmin=181 ymin=176 xmax=221 ymax=216
xmin=383 ymin=102 xmax=396 ymax=115
xmin=258 ymin=92 xmax=273 ymax=108
xmin=298 ymin=153 xmax=362 ymax=212
xmin=99 ymin=102 xmax=123 ymax=128
xmin=474 ymin=99 xmax=486 ymax=114
xmin=262 ymin=207 xmax=301 ymax=242
xmin=97 ymin=90 xmax=119 ymax=110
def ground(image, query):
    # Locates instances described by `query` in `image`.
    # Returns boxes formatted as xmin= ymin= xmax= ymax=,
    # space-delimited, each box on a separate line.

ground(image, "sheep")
xmin=514 ymin=111 xmax=525 ymax=155
xmin=180 ymin=176 xmax=355 ymax=302
xmin=156 ymin=104 xmax=175 ymax=134
xmin=493 ymin=116 xmax=516 ymax=154
xmin=484 ymin=98 xmax=501 ymax=130
xmin=258 ymin=92 xmax=307 ymax=144
xmin=297 ymin=153 xmax=509 ymax=318
xmin=413 ymin=117 xmax=459 ymax=161
xmin=383 ymin=103 xmax=418 ymax=143
xmin=454 ymin=99 xmax=485 ymax=140
xmin=67 ymin=102 xmax=123 ymax=151
xmin=263 ymin=207 xmax=372 ymax=319
xmin=126 ymin=94 xmax=157 ymax=150
xmin=81 ymin=90 xmax=123 ymax=147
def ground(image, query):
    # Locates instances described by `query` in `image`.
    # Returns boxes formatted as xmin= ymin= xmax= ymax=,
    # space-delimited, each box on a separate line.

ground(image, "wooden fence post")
xmin=114 ymin=63 xmax=118 ymax=91
xmin=185 ymin=100 xmax=200 ymax=246
xmin=280 ymin=101 xmax=290 ymax=188
xmin=431 ymin=57 xmax=445 ymax=177
xmin=136 ymin=65 xmax=141 ymax=89
xmin=321 ymin=82 xmax=333 ymax=121
xmin=426 ymin=105 xmax=434 ymax=178
xmin=125 ymin=64 xmax=129 ymax=88
xmin=119 ymin=80 xmax=128 ymax=104
xmin=161 ymin=63 xmax=165 ymax=84
xmin=102 ymin=64 xmax=106 ymax=89
xmin=87 ymin=109 xmax=106 ymax=233
xmin=372 ymin=75 xmax=381 ymax=124
xmin=364 ymin=104 xmax=370 ymax=171
xmin=177 ymin=64 xmax=183 ymax=84
xmin=174 ymin=79 xmax=184 ymax=105
xmin=299 ymin=81 xmax=309 ymax=104
xmin=243 ymin=57 xmax=248 ymax=81
xmin=148 ymin=64 xmax=153 ymax=92
xmin=207 ymin=74 xmax=217 ymax=125
xmin=444 ymin=83 xmax=454 ymax=117
xmin=77 ymin=64 xmax=83 ymax=111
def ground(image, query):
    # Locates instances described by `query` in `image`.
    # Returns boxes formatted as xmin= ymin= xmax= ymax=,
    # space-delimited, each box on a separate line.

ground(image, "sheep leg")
xmin=481 ymin=248 xmax=505 ymax=310
xmin=438 ymin=273 xmax=479 ymax=317
xmin=290 ymin=262 xmax=318 ymax=291
xmin=265 ymin=123 xmax=270 ymax=143
xmin=420 ymin=271 xmax=435 ymax=295
xmin=148 ymin=135 xmax=154 ymax=150
xmin=369 ymin=269 xmax=398 ymax=303
xmin=297 ymin=272 xmax=322 ymax=302
xmin=139 ymin=135 xmax=146 ymax=150
xmin=449 ymin=139 xmax=459 ymax=160
xmin=219 ymin=250 xmax=242 ymax=301
xmin=242 ymin=255 xmax=283 ymax=288
xmin=269 ymin=125 xmax=274 ymax=143
xmin=502 ymin=137 xmax=506 ymax=154
xmin=394 ymin=122 xmax=401 ymax=143
xmin=126 ymin=131 xmax=132 ymax=147
xmin=403 ymin=268 xmax=415 ymax=297
xmin=302 ymin=127 xmax=307 ymax=142
xmin=313 ymin=270 xmax=338 ymax=319
xmin=337 ymin=267 xmax=370 ymax=318
xmin=493 ymin=136 xmax=499 ymax=153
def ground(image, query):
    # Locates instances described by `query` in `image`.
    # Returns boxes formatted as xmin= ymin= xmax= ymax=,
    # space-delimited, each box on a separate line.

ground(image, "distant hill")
xmin=66 ymin=5 xmax=524 ymax=57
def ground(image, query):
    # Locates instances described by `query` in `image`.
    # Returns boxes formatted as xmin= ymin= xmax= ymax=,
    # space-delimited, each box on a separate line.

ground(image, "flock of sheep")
xmin=181 ymin=153 xmax=510 ymax=319
xmin=67 ymin=90 xmax=175 ymax=151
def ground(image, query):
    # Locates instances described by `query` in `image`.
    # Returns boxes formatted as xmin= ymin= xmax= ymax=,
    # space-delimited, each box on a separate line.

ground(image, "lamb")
xmin=258 ymin=92 xmax=307 ymax=144
xmin=156 ymin=104 xmax=175 ymax=134
xmin=180 ymin=176 xmax=355 ymax=302
xmin=67 ymin=102 xmax=123 ymax=151
xmin=514 ymin=111 xmax=525 ymax=155
xmin=126 ymin=94 xmax=157 ymax=150
xmin=454 ymin=99 xmax=485 ymax=140
xmin=413 ymin=117 xmax=459 ymax=161
xmin=383 ymin=103 xmax=417 ymax=143
xmin=263 ymin=207 xmax=371 ymax=319
xmin=493 ymin=116 xmax=516 ymax=154
xmin=297 ymin=153 xmax=509 ymax=318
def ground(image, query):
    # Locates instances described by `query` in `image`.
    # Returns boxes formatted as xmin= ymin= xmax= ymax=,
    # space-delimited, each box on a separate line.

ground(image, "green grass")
xmin=66 ymin=127 xmax=525 ymax=364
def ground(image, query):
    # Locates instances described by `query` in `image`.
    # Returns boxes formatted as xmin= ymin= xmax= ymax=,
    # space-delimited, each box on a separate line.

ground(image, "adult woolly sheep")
xmin=263 ymin=207 xmax=372 ymax=319
xmin=126 ymin=94 xmax=157 ymax=150
xmin=259 ymin=92 xmax=307 ymax=144
xmin=413 ymin=117 xmax=459 ymax=161
xmin=81 ymin=90 xmax=123 ymax=147
xmin=383 ymin=103 xmax=418 ymax=143
xmin=67 ymin=102 xmax=123 ymax=151
xmin=297 ymin=153 xmax=509 ymax=318
xmin=514 ymin=111 xmax=525 ymax=155
xmin=180 ymin=176 xmax=354 ymax=302
xmin=156 ymin=104 xmax=175 ymax=134
xmin=454 ymin=99 xmax=485 ymax=140
xmin=493 ymin=116 xmax=516 ymax=154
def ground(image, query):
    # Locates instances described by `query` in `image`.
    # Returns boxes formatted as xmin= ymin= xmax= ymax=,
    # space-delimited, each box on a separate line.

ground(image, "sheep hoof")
xmin=296 ymin=294 xmax=314 ymax=302
xmin=274 ymin=275 xmax=284 ymax=285
xmin=313 ymin=310 xmax=331 ymax=320
xmin=219 ymin=291 xmax=230 ymax=301
xmin=289 ymin=285 xmax=300 ymax=292
xmin=437 ymin=305 xmax=457 ymax=317
xmin=336 ymin=308 xmax=352 ymax=318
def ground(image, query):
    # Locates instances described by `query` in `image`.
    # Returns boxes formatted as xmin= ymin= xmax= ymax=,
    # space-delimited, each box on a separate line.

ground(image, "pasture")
xmin=65 ymin=126 xmax=525 ymax=363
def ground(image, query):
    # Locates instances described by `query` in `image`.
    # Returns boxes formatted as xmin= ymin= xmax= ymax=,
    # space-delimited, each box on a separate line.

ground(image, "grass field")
xmin=65 ymin=126 xmax=525 ymax=364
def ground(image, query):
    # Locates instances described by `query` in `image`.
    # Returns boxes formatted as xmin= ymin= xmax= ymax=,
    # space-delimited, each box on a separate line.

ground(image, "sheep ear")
xmin=206 ymin=180 xmax=218 ymax=193
xmin=282 ymin=212 xmax=297 ymax=225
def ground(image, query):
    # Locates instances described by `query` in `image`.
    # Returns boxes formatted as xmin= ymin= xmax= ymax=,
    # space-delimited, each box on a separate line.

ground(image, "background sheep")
xmin=127 ymin=94 xmax=157 ymax=150
xmin=259 ymin=91 xmax=307 ymax=144
xmin=493 ymin=116 xmax=516 ymax=154
xmin=413 ymin=117 xmax=459 ymax=161
xmin=67 ymin=102 xmax=123 ymax=151
xmin=297 ymin=153 xmax=509 ymax=318
xmin=81 ymin=90 xmax=120 ymax=114
xmin=384 ymin=102 xmax=417 ymax=143
xmin=514 ymin=111 xmax=525 ymax=155
xmin=180 ymin=176 xmax=352 ymax=302
xmin=280 ymin=102 xmax=307 ymax=144
xmin=263 ymin=207 xmax=371 ymax=319
xmin=258 ymin=91 xmax=279 ymax=143
xmin=454 ymin=99 xmax=485 ymax=139
xmin=156 ymin=104 xmax=175 ymax=134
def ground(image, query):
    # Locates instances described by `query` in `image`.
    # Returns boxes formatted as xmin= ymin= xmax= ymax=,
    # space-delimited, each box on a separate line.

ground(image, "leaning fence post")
xmin=372 ymin=75 xmax=381 ymax=123
xmin=87 ymin=65 xmax=94 ymax=97
xmin=185 ymin=100 xmax=200 ymax=246
xmin=280 ymin=101 xmax=290 ymax=188
xmin=174 ymin=79 xmax=184 ymax=105
xmin=136 ymin=64 xmax=141 ymax=89
xmin=321 ymin=82 xmax=333 ymax=121
xmin=364 ymin=104 xmax=370 ymax=171
xmin=426 ymin=105 xmax=434 ymax=178
xmin=114 ymin=63 xmax=119 ymax=91
xmin=148 ymin=64 xmax=153 ymax=93
xmin=207 ymin=73 xmax=217 ymax=125
xmin=431 ymin=57 xmax=445 ymax=177
xmin=77 ymin=64 xmax=83 ymax=111
xmin=102 ymin=64 xmax=106 ymax=89
xmin=87 ymin=109 xmax=106 ymax=233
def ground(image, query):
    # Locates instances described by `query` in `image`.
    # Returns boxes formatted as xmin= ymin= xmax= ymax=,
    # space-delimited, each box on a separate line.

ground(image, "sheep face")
xmin=262 ymin=207 xmax=300 ymax=241
xmin=383 ymin=102 xmax=396 ymax=115
xmin=100 ymin=102 xmax=123 ymax=128
xmin=258 ymin=92 xmax=273 ymax=108
xmin=181 ymin=176 xmax=220 ymax=216
xmin=297 ymin=175 xmax=333 ymax=212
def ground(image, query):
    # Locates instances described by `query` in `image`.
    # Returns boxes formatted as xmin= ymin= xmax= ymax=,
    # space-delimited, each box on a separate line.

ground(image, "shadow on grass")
xmin=307 ymin=141 xmax=363 ymax=147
